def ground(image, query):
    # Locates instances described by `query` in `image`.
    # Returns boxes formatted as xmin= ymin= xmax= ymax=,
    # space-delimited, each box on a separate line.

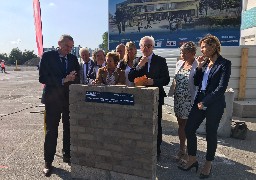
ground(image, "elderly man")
xmin=116 ymin=43 xmax=125 ymax=60
xmin=87 ymin=49 xmax=106 ymax=83
xmin=128 ymin=36 xmax=170 ymax=159
xmin=39 ymin=34 xmax=80 ymax=176
xmin=79 ymin=48 xmax=95 ymax=84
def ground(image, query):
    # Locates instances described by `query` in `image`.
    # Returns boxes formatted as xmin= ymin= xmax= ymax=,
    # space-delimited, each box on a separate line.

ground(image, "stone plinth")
xmin=69 ymin=85 xmax=159 ymax=180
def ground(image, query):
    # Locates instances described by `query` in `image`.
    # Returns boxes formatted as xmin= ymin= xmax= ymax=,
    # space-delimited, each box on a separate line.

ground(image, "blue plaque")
xmin=85 ymin=91 xmax=134 ymax=105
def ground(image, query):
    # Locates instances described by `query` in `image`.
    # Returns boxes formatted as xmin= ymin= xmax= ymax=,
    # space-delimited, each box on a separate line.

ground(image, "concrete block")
xmin=70 ymin=85 xmax=157 ymax=179
xmin=71 ymin=164 xmax=108 ymax=180
xmin=197 ymin=91 xmax=235 ymax=137
xmin=233 ymin=101 xmax=256 ymax=118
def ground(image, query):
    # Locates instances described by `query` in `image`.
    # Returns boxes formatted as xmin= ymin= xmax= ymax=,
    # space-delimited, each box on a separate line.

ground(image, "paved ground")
xmin=0 ymin=66 xmax=255 ymax=179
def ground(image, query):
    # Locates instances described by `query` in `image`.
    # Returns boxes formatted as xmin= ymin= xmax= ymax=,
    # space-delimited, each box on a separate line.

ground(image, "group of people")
xmin=171 ymin=35 xmax=231 ymax=178
xmin=39 ymin=34 xmax=231 ymax=179
xmin=79 ymin=42 xmax=138 ymax=86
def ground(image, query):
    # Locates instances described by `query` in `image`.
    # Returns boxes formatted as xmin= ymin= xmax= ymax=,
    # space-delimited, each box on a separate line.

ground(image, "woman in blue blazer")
xmin=178 ymin=34 xmax=231 ymax=179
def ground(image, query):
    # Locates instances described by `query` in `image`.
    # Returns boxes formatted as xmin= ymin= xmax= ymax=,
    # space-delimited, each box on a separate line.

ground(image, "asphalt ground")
xmin=0 ymin=66 xmax=255 ymax=179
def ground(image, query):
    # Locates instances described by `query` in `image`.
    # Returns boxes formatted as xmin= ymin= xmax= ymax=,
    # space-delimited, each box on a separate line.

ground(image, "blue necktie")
xmin=61 ymin=57 xmax=66 ymax=73
xmin=85 ymin=62 xmax=89 ymax=76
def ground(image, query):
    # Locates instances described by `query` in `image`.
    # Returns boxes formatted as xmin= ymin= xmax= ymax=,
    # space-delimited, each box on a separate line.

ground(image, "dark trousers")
xmin=157 ymin=103 xmax=162 ymax=152
xmin=185 ymin=93 xmax=224 ymax=161
xmin=44 ymin=87 xmax=70 ymax=163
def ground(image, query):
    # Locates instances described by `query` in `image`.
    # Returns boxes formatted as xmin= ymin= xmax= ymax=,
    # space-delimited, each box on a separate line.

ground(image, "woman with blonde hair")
xmin=95 ymin=52 xmax=125 ymax=85
xmin=117 ymin=41 xmax=137 ymax=86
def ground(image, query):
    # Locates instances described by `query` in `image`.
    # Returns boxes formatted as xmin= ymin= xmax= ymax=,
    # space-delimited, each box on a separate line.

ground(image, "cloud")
xmin=10 ymin=38 xmax=22 ymax=45
xmin=49 ymin=2 xmax=55 ymax=7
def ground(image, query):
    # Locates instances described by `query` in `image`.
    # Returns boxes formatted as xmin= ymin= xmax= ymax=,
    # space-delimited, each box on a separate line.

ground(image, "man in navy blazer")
xmin=128 ymin=36 xmax=170 ymax=158
xmin=39 ymin=34 xmax=80 ymax=176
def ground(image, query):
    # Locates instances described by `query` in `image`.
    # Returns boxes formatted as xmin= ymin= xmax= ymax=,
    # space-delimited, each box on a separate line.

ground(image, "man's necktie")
xmin=85 ymin=62 xmax=89 ymax=76
xmin=145 ymin=62 xmax=149 ymax=73
xmin=61 ymin=57 xmax=67 ymax=73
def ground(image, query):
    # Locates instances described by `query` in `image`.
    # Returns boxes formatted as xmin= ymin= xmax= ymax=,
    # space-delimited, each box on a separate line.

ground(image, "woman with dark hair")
xmin=178 ymin=34 xmax=231 ymax=179
xmin=171 ymin=41 xmax=198 ymax=162
xmin=117 ymin=41 xmax=137 ymax=86
xmin=95 ymin=52 xmax=125 ymax=85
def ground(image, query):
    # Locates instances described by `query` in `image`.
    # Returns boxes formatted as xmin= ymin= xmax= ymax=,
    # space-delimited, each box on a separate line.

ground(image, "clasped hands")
xmin=64 ymin=71 xmax=77 ymax=83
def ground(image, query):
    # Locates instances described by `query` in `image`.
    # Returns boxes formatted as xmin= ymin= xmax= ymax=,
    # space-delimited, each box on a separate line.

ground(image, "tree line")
xmin=0 ymin=48 xmax=38 ymax=65
xmin=0 ymin=31 xmax=108 ymax=65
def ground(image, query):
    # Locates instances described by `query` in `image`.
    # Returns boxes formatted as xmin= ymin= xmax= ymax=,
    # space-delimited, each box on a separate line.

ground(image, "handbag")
xmin=231 ymin=121 xmax=248 ymax=140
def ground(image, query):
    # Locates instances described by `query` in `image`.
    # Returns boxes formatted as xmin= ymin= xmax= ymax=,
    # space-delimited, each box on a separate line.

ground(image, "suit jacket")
xmin=39 ymin=50 xmax=80 ymax=103
xmin=128 ymin=53 xmax=170 ymax=105
xmin=96 ymin=67 xmax=126 ymax=85
xmin=79 ymin=59 xmax=95 ymax=84
xmin=87 ymin=62 xmax=106 ymax=83
xmin=194 ymin=55 xmax=231 ymax=107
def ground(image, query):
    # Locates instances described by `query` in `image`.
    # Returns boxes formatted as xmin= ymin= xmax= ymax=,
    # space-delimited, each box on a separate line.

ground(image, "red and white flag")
xmin=33 ymin=0 xmax=43 ymax=57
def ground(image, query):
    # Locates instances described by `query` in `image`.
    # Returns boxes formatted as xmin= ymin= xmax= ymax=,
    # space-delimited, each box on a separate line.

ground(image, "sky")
xmin=0 ymin=0 xmax=108 ymax=55
xmin=109 ymin=0 xmax=124 ymax=15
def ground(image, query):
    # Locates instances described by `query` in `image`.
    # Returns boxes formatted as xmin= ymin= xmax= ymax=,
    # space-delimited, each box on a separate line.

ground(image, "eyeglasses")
xmin=140 ymin=44 xmax=153 ymax=49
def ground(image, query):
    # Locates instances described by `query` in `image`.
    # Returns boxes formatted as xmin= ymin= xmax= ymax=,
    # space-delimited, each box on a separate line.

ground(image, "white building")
xmin=240 ymin=0 xmax=256 ymax=45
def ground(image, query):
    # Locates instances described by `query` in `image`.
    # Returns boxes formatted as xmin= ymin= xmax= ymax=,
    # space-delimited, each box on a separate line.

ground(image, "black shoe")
xmin=199 ymin=166 xmax=212 ymax=179
xmin=43 ymin=162 xmax=52 ymax=177
xmin=178 ymin=161 xmax=198 ymax=173
xmin=63 ymin=156 xmax=71 ymax=164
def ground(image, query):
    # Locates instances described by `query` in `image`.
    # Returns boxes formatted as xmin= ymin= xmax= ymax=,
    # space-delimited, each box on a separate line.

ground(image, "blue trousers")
xmin=185 ymin=93 xmax=224 ymax=161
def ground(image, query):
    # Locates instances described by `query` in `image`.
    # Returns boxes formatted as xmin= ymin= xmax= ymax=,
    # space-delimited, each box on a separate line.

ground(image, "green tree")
xmin=8 ymin=48 xmax=23 ymax=65
xmin=100 ymin=31 xmax=108 ymax=52
xmin=0 ymin=53 xmax=8 ymax=62
xmin=22 ymin=50 xmax=38 ymax=64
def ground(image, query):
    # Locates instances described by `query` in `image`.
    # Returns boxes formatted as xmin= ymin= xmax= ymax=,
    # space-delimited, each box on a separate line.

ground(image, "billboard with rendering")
xmin=109 ymin=0 xmax=241 ymax=50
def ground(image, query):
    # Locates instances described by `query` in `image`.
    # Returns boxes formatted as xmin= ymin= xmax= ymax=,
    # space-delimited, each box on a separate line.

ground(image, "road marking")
xmin=0 ymin=165 xmax=8 ymax=169
xmin=215 ymin=152 xmax=235 ymax=165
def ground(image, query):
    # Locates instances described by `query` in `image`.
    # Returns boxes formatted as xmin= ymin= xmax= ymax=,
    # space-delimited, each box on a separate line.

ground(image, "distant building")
xmin=115 ymin=0 xmax=200 ymax=26
xmin=240 ymin=0 xmax=256 ymax=45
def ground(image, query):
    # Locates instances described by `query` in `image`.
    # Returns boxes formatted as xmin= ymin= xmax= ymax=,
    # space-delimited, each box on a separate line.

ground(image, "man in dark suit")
xmin=128 ymin=36 xmax=170 ymax=158
xmin=79 ymin=47 xmax=95 ymax=84
xmin=39 ymin=34 xmax=80 ymax=176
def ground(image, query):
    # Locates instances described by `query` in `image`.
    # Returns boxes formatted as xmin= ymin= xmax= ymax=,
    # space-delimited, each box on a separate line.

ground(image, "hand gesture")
xmin=196 ymin=56 xmax=206 ymax=69
xmin=138 ymin=56 xmax=148 ymax=68
xmin=198 ymin=102 xmax=207 ymax=110
xmin=64 ymin=71 xmax=77 ymax=83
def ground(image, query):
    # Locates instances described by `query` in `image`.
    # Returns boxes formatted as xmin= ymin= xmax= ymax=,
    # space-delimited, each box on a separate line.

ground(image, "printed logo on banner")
xmin=155 ymin=41 xmax=162 ymax=47
xmin=179 ymin=38 xmax=187 ymax=41
xmin=166 ymin=41 xmax=176 ymax=46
